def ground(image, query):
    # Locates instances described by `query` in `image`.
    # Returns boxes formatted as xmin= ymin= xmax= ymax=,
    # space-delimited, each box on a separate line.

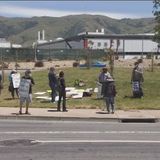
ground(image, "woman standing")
xmin=57 ymin=71 xmax=67 ymax=112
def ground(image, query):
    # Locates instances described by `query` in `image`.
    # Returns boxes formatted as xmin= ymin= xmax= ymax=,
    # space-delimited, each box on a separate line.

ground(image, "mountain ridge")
xmin=0 ymin=14 xmax=155 ymax=47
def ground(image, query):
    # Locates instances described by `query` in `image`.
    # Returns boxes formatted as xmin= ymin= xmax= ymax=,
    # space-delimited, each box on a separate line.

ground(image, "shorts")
xmin=20 ymin=94 xmax=32 ymax=104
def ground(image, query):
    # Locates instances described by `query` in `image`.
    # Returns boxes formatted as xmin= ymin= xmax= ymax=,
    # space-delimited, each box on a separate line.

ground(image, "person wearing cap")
xmin=48 ymin=67 xmax=58 ymax=103
xmin=19 ymin=69 xmax=35 ymax=114
xmin=103 ymin=76 xmax=117 ymax=114
xmin=8 ymin=70 xmax=19 ymax=99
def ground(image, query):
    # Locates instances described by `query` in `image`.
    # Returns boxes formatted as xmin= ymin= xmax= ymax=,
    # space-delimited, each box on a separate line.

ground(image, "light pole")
xmin=34 ymin=42 xmax=38 ymax=62
xmin=1 ymin=48 xmax=5 ymax=83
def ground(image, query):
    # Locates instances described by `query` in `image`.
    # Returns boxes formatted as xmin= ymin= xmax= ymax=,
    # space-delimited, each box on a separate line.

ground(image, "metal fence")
xmin=0 ymin=48 xmax=107 ymax=62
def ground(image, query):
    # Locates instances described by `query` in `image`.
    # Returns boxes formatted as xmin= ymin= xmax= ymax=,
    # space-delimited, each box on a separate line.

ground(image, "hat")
xmin=25 ymin=69 xmax=31 ymax=75
xmin=11 ymin=69 xmax=17 ymax=74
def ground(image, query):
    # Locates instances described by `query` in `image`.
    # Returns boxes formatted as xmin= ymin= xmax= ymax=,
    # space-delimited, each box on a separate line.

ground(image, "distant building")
xmin=37 ymin=29 xmax=159 ymax=58
xmin=0 ymin=38 xmax=11 ymax=48
xmin=0 ymin=38 xmax=22 ymax=48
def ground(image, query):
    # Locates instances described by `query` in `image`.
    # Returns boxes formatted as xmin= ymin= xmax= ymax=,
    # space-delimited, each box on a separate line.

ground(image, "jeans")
xmin=57 ymin=90 xmax=66 ymax=111
xmin=105 ymin=97 xmax=115 ymax=113
xmin=51 ymin=87 xmax=57 ymax=102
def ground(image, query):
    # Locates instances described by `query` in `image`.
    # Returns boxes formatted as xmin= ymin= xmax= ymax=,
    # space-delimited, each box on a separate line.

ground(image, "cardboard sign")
xmin=19 ymin=79 xmax=31 ymax=98
xmin=11 ymin=73 xmax=20 ymax=88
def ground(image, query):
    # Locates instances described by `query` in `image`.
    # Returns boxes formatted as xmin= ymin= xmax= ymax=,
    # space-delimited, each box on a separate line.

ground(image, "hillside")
xmin=0 ymin=14 xmax=155 ymax=47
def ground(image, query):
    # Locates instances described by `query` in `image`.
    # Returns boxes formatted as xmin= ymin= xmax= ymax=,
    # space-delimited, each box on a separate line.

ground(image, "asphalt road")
xmin=0 ymin=119 xmax=160 ymax=160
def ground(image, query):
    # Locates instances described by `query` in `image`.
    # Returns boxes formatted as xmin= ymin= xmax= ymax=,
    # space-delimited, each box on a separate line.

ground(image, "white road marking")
xmin=0 ymin=131 xmax=160 ymax=134
xmin=36 ymin=140 xmax=160 ymax=143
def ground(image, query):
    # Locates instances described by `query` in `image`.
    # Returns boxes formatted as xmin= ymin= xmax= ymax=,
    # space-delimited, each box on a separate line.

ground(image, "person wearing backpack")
xmin=57 ymin=71 xmax=67 ymax=112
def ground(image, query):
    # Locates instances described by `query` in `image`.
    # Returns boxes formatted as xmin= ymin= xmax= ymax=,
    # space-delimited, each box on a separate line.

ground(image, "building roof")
xmin=37 ymin=33 xmax=155 ymax=47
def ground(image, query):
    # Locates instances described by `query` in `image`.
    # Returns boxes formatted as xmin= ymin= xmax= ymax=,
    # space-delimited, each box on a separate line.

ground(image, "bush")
xmin=34 ymin=61 xmax=44 ymax=67
xmin=47 ymin=58 xmax=52 ymax=61
xmin=26 ymin=59 xmax=32 ymax=62
xmin=15 ymin=63 xmax=20 ymax=68
xmin=73 ymin=61 xmax=79 ymax=67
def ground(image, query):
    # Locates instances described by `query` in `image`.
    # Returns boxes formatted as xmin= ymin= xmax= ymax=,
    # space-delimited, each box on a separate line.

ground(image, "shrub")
xmin=34 ymin=61 xmax=44 ymax=67
xmin=73 ymin=61 xmax=79 ymax=67
xmin=26 ymin=59 xmax=32 ymax=62
xmin=47 ymin=58 xmax=52 ymax=61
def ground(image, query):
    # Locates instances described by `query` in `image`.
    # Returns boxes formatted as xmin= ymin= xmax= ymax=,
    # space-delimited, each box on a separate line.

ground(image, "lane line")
xmin=36 ymin=140 xmax=160 ymax=143
xmin=0 ymin=131 xmax=160 ymax=134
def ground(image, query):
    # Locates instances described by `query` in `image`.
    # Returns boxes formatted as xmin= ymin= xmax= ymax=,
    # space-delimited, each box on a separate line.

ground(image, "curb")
xmin=0 ymin=115 xmax=159 ymax=123
xmin=0 ymin=115 xmax=119 ymax=122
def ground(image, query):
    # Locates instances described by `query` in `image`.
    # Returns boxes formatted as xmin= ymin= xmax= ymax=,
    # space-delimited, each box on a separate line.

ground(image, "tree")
xmin=152 ymin=0 xmax=160 ymax=71
xmin=153 ymin=0 xmax=160 ymax=43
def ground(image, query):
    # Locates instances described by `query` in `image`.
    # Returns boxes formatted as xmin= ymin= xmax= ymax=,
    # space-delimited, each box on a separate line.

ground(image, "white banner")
xmin=19 ymin=79 xmax=31 ymax=98
xmin=11 ymin=73 xmax=21 ymax=88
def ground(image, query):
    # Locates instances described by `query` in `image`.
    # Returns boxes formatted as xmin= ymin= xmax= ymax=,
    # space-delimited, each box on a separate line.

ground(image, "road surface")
xmin=0 ymin=119 xmax=160 ymax=160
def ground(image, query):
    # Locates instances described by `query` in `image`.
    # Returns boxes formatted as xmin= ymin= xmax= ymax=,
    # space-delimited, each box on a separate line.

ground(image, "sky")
xmin=0 ymin=1 xmax=155 ymax=19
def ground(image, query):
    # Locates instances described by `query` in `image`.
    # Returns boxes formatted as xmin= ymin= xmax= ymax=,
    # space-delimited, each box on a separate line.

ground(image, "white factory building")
xmin=0 ymin=38 xmax=22 ymax=48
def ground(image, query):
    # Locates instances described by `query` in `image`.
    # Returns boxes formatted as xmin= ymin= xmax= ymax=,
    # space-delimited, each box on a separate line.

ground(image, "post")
xmin=34 ymin=43 xmax=37 ymax=62
xmin=1 ymin=48 xmax=4 ymax=83
xmin=151 ymin=52 xmax=154 ymax=72
xmin=15 ymin=49 xmax=18 ymax=70
xmin=141 ymin=38 xmax=144 ymax=59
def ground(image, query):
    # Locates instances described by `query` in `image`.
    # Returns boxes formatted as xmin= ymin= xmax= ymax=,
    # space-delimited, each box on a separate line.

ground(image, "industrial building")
xmin=0 ymin=38 xmax=22 ymax=48
xmin=37 ymin=29 xmax=159 ymax=59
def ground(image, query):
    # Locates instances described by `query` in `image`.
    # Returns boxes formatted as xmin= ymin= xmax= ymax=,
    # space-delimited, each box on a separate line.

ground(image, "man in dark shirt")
xmin=103 ymin=77 xmax=117 ymax=114
xmin=57 ymin=71 xmax=67 ymax=112
xmin=48 ymin=67 xmax=58 ymax=103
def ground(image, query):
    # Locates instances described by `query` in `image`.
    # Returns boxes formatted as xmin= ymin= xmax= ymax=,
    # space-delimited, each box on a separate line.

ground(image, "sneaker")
xmin=25 ymin=111 xmax=31 ymax=115
xmin=63 ymin=110 xmax=68 ymax=112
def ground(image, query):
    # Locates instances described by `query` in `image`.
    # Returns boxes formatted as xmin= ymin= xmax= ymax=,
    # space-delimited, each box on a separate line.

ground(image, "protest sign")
xmin=12 ymin=73 xmax=20 ymax=88
xmin=19 ymin=79 xmax=31 ymax=98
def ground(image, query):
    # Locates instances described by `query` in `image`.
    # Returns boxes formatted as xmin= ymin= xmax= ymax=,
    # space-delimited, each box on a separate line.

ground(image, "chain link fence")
xmin=0 ymin=48 xmax=107 ymax=62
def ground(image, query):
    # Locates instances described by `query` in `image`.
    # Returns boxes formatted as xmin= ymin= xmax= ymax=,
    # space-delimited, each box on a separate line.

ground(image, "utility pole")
xmin=34 ymin=42 xmax=37 ymax=62
xmin=0 ymin=48 xmax=4 ymax=83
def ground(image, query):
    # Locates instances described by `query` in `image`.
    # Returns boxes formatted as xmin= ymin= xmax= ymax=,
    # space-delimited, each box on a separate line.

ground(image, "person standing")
xmin=131 ymin=59 xmax=144 ymax=98
xmin=19 ymin=70 xmax=35 ymax=114
xmin=57 ymin=71 xmax=67 ymax=112
xmin=98 ymin=67 xmax=111 ymax=98
xmin=103 ymin=76 xmax=117 ymax=114
xmin=0 ymin=73 xmax=3 ymax=95
xmin=8 ymin=70 xmax=19 ymax=99
xmin=48 ymin=67 xmax=58 ymax=103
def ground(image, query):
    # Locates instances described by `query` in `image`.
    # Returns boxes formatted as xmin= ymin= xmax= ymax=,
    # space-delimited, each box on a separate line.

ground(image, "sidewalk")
xmin=0 ymin=107 xmax=160 ymax=122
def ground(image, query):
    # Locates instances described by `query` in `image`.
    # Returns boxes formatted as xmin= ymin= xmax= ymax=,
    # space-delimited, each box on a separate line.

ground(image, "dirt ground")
xmin=3 ymin=59 xmax=160 ymax=71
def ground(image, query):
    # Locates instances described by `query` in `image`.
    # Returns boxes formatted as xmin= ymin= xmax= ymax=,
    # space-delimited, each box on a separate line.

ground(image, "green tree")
xmin=153 ymin=0 xmax=160 ymax=43
xmin=152 ymin=0 xmax=160 ymax=72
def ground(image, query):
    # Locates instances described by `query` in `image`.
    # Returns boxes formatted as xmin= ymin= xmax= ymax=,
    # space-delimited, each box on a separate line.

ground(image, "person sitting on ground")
xmin=19 ymin=70 xmax=35 ymax=114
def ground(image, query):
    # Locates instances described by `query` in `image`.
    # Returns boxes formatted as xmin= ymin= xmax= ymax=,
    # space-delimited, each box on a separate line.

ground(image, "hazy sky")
xmin=0 ymin=1 xmax=154 ymax=19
